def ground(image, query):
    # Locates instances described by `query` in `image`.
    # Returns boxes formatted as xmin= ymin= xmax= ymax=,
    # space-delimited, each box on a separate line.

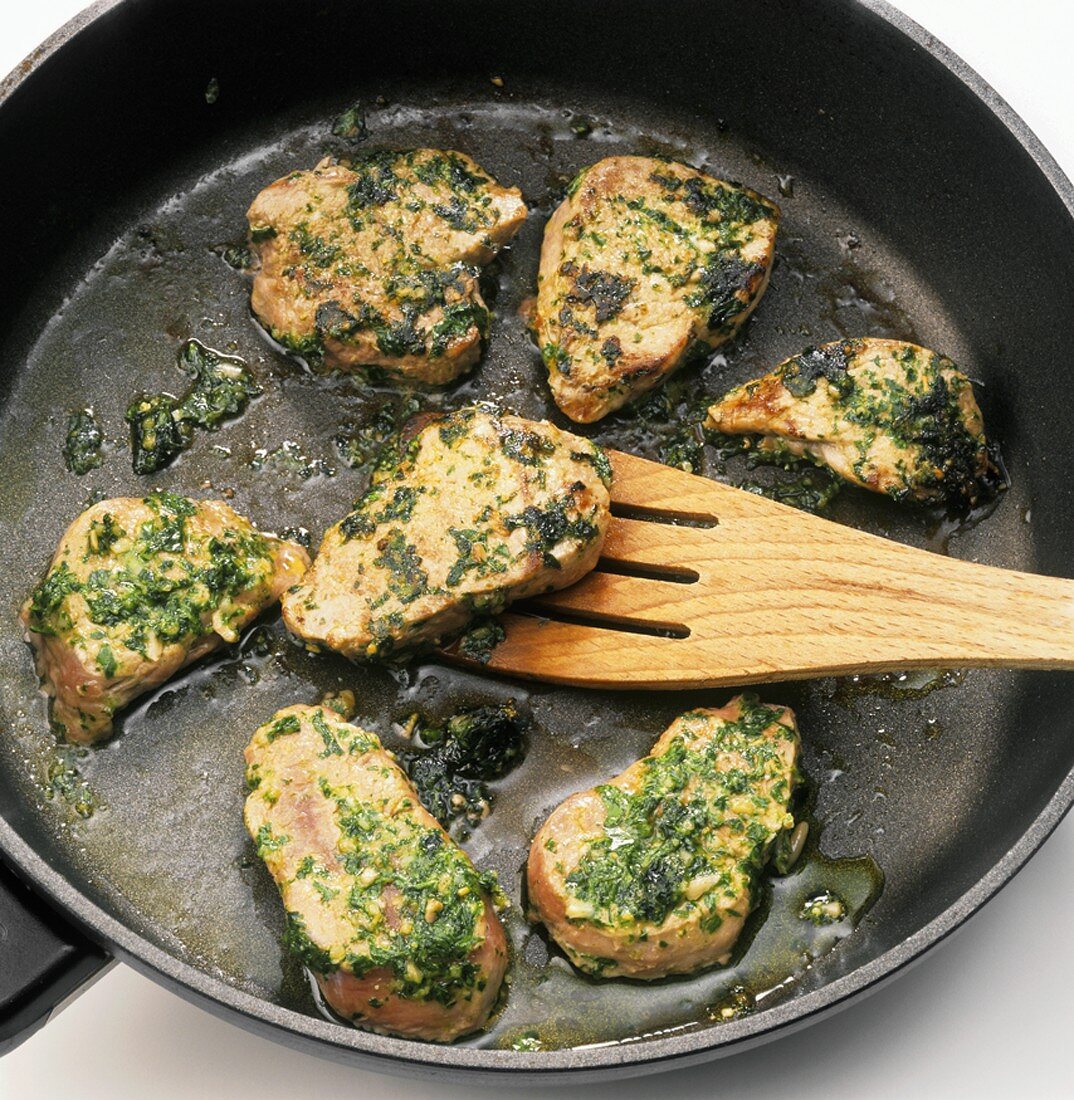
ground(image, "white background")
xmin=3 ymin=3 xmax=1074 ymax=1097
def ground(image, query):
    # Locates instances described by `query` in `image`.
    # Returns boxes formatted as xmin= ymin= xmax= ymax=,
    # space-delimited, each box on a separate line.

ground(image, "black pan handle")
xmin=0 ymin=860 xmax=112 ymax=1055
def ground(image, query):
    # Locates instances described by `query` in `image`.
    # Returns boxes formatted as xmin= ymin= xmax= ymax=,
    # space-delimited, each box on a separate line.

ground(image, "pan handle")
xmin=0 ymin=860 xmax=112 ymax=1055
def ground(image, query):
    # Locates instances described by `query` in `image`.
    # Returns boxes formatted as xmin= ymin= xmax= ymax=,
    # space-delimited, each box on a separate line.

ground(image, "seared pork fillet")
xmin=21 ymin=492 xmax=309 ymax=743
xmin=535 ymin=156 xmax=779 ymax=422
xmin=705 ymin=337 xmax=992 ymax=504
xmin=282 ymin=406 xmax=611 ymax=660
xmin=528 ymin=696 xmax=800 ymax=979
xmin=244 ymin=704 xmax=507 ymax=1041
xmin=247 ymin=150 xmax=526 ymax=381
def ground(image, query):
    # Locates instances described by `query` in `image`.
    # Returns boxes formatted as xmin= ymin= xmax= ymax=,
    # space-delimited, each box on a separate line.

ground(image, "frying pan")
xmin=2 ymin=0 xmax=1074 ymax=1083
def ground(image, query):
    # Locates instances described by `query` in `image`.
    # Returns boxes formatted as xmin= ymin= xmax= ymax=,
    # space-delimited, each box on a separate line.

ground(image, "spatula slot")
xmin=609 ymin=501 xmax=718 ymax=529
xmin=514 ymin=605 xmax=691 ymax=640
xmin=595 ymin=557 xmax=700 ymax=585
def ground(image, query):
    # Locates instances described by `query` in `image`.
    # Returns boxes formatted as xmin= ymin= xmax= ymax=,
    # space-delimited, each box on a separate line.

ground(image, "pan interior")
xmin=1 ymin=0 xmax=1073 ymax=1064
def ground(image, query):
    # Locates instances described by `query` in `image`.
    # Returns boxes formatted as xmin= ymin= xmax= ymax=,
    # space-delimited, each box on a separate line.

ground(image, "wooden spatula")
xmin=449 ymin=450 xmax=1074 ymax=689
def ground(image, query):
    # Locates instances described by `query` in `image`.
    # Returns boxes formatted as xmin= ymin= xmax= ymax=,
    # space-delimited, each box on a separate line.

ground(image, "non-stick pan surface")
xmin=2 ymin=0 xmax=1074 ymax=1081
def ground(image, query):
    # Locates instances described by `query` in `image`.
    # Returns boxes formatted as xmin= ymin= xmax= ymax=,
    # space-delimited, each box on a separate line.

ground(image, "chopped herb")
xmin=63 ymin=409 xmax=105 ymax=474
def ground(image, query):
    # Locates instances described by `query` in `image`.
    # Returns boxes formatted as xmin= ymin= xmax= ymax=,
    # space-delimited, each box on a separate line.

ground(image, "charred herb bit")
xmin=215 ymin=240 xmax=254 ymax=270
xmin=566 ymin=266 xmax=635 ymax=323
xmin=345 ymin=150 xmax=401 ymax=213
xmin=126 ymin=394 xmax=186 ymax=475
xmin=685 ymin=255 xmax=762 ymax=330
xmin=432 ymin=194 xmax=478 ymax=233
xmin=739 ymin=468 xmax=844 ymax=514
xmin=541 ymin=342 xmax=572 ymax=376
xmin=280 ymin=525 xmax=313 ymax=551
xmin=505 ymin=494 xmax=599 ymax=567
xmin=445 ymin=526 xmax=511 ymax=588
xmin=175 ymin=339 xmax=259 ymax=426
xmin=273 ymin=328 xmax=326 ymax=369
xmin=63 ymin=408 xmax=105 ymax=474
xmin=499 ymin=425 xmax=557 ymax=466
xmin=401 ymin=702 xmax=527 ymax=830
xmin=680 ymin=176 xmax=770 ymax=229
xmin=331 ymin=102 xmax=368 ymax=141
xmin=377 ymin=486 xmax=421 ymax=523
xmin=339 ymin=508 xmax=376 ymax=541
xmin=375 ymin=308 xmax=428 ymax=359
xmin=456 ymin=619 xmax=506 ymax=663
xmin=600 ymin=336 xmax=623 ymax=368
xmin=126 ymin=341 xmax=259 ymax=474
xmin=437 ymin=407 xmax=477 ymax=447
xmin=289 ymin=224 xmax=343 ymax=270
xmin=430 ymin=301 xmax=489 ymax=358
xmin=411 ymin=150 xmax=487 ymax=193
xmin=777 ymin=341 xmax=855 ymax=399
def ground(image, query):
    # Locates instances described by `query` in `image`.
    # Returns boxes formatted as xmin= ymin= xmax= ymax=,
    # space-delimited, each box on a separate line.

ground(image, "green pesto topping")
xmin=25 ymin=492 xmax=273 ymax=660
xmin=539 ymin=158 xmax=777 ymax=419
xmin=283 ymin=910 xmax=337 ymax=972
xmin=265 ymin=714 xmax=301 ymax=742
xmin=63 ymin=409 xmax=105 ymax=474
xmin=509 ymin=1030 xmax=545 ymax=1052
xmin=126 ymin=340 xmax=260 ymax=474
xmin=333 ymin=817 xmax=492 ymax=1002
xmin=564 ymin=697 xmax=797 ymax=932
xmin=315 ymin=406 xmax=608 ymax=660
xmin=683 ymin=255 xmax=763 ymax=331
xmin=44 ymin=746 xmax=99 ymax=818
xmin=562 ymin=264 xmax=635 ymax=323
xmin=570 ymin=445 xmax=613 ymax=489
xmin=371 ymin=529 xmax=428 ymax=604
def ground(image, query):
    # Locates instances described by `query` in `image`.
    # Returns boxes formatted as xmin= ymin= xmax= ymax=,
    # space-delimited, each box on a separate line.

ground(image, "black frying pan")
xmin=2 ymin=0 xmax=1074 ymax=1082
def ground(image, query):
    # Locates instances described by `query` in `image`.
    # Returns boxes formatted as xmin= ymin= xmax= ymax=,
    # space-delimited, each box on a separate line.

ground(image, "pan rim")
xmin=2 ymin=0 xmax=1073 ymax=1079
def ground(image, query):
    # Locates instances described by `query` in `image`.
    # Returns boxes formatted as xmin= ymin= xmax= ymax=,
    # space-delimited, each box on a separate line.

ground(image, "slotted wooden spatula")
xmin=449 ymin=450 xmax=1074 ymax=689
